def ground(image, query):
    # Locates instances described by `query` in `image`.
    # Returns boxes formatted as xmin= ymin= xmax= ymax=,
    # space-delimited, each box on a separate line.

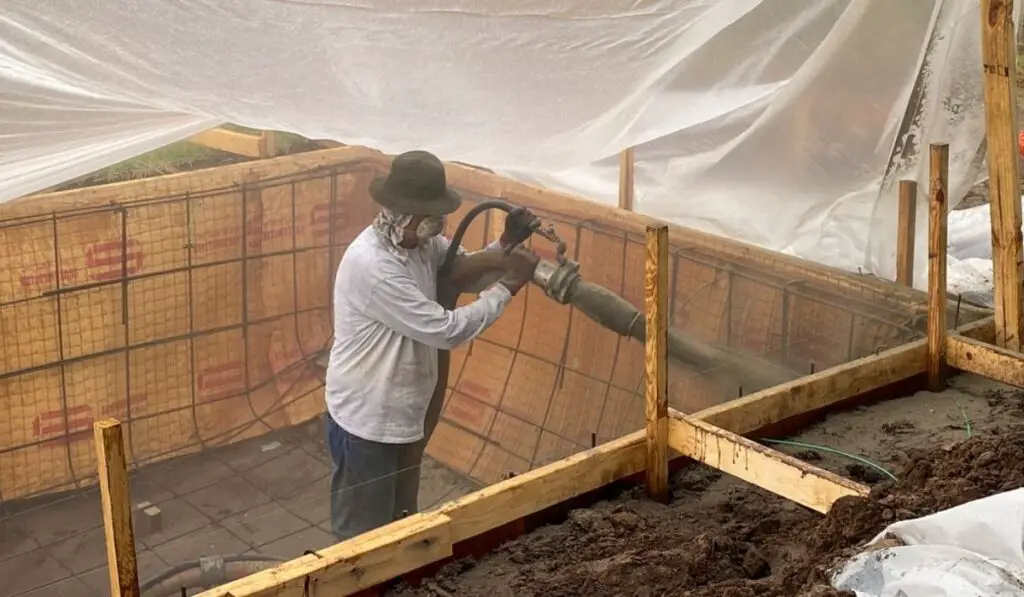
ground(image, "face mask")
xmin=415 ymin=215 xmax=446 ymax=241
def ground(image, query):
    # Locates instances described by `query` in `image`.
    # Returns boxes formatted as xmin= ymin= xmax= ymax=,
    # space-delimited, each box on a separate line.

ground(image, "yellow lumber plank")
xmin=927 ymin=143 xmax=949 ymax=390
xmin=188 ymin=128 xmax=266 ymax=158
xmin=947 ymin=334 xmax=1024 ymax=388
xmin=980 ymin=0 xmax=1024 ymax=351
xmin=667 ymin=412 xmax=869 ymax=514
xmin=94 ymin=419 xmax=141 ymax=597
xmin=644 ymin=224 xmax=669 ymax=502
xmin=441 ymin=430 xmax=647 ymax=542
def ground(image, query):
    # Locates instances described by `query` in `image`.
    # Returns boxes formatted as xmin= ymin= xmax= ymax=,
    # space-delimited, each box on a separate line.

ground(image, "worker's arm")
xmin=443 ymin=241 xmax=507 ymax=294
xmin=364 ymin=270 xmax=512 ymax=351
xmin=437 ymin=206 xmax=539 ymax=295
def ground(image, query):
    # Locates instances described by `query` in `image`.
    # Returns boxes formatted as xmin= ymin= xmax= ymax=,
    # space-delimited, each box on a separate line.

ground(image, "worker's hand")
xmin=499 ymin=247 xmax=540 ymax=295
xmin=500 ymin=206 xmax=540 ymax=248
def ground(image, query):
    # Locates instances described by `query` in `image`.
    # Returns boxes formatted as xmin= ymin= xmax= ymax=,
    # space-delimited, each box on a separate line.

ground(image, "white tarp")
xmin=0 ymin=1 xmax=1018 ymax=283
xmin=833 ymin=488 xmax=1024 ymax=596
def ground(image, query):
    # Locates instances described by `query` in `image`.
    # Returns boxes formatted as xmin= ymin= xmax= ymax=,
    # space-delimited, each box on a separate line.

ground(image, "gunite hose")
xmin=436 ymin=204 xmax=795 ymax=404
xmin=140 ymin=554 xmax=284 ymax=596
xmin=562 ymin=279 xmax=795 ymax=392
xmin=438 ymin=199 xmax=517 ymax=281
xmin=424 ymin=201 xmax=520 ymax=491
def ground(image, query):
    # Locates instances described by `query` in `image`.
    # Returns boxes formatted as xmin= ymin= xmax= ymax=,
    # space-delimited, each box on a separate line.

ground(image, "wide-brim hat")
xmin=369 ymin=150 xmax=462 ymax=216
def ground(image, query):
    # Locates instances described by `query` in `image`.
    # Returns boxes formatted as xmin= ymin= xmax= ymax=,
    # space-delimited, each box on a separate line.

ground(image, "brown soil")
xmin=392 ymin=374 xmax=1024 ymax=597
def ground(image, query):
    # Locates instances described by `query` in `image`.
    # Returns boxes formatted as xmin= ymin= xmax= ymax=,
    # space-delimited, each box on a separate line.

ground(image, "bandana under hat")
xmin=372 ymin=207 xmax=414 ymax=260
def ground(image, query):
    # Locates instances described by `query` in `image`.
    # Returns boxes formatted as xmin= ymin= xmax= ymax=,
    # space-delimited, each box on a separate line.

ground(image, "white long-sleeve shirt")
xmin=325 ymin=226 xmax=512 ymax=444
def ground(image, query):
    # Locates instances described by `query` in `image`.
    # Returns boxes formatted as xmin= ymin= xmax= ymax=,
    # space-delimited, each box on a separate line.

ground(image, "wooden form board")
xmin=947 ymin=333 xmax=1024 ymax=388
xmin=666 ymin=410 xmax=868 ymax=513
xmin=196 ymin=311 xmax=985 ymax=597
xmin=187 ymin=128 xmax=277 ymax=159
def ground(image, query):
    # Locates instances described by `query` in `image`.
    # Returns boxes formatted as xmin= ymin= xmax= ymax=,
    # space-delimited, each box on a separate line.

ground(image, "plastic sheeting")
xmin=0 ymin=1 xmax=1018 ymax=281
xmin=833 ymin=488 xmax=1024 ymax=596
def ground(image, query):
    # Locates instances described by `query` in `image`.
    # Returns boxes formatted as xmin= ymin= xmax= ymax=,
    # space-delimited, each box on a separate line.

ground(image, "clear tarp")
xmin=0 ymin=0 xmax=1018 ymax=283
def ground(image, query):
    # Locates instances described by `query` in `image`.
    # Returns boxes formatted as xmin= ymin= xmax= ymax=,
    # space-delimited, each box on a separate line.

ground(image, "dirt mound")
xmin=398 ymin=429 xmax=1024 ymax=597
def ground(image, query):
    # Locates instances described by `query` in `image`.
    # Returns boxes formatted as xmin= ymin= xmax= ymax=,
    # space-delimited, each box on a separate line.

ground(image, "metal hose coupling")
xmin=532 ymin=258 xmax=581 ymax=304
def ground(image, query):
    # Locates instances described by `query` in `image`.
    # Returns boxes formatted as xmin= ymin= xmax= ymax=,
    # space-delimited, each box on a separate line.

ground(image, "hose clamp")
xmin=532 ymin=259 xmax=580 ymax=304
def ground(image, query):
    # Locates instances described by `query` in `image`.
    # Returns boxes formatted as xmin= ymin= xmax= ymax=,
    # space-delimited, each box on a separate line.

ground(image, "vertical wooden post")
xmin=644 ymin=224 xmax=669 ymax=503
xmin=981 ymin=0 xmax=1024 ymax=351
xmin=895 ymin=180 xmax=917 ymax=286
xmin=928 ymin=144 xmax=949 ymax=391
xmin=94 ymin=418 xmax=141 ymax=597
xmin=618 ymin=148 xmax=636 ymax=211
xmin=259 ymin=130 xmax=278 ymax=158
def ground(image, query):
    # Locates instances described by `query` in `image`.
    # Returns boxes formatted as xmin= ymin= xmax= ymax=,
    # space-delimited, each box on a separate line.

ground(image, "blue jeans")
xmin=324 ymin=414 xmax=421 ymax=541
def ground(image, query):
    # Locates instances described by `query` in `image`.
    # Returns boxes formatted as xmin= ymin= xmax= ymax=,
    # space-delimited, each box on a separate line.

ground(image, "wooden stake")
xmin=94 ymin=419 xmax=140 ymax=597
xmin=618 ymin=148 xmax=636 ymax=211
xmin=896 ymin=180 xmax=917 ymax=286
xmin=644 ymin=224 xmax=669 ymax=503
xmin=927 ymin=144 xmax=949 ymax=391
xmin=981 ymin=0 xmax=1024 ymax=351
xmin=259 ymin=130 xmax=278 ymax=158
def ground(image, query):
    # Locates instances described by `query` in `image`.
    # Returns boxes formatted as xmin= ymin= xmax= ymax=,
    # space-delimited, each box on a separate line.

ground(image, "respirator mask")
xmin=415 ymin=215 xmax=446 ymax=242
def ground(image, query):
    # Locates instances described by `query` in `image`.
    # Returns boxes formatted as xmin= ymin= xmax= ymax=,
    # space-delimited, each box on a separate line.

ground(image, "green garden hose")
xmin=761 ymin=438 xmax=898 ymax=482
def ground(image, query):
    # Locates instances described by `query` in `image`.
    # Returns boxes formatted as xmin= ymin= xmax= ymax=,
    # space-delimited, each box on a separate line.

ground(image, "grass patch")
xmin=50 ymin=125 xmax=322 ymax=192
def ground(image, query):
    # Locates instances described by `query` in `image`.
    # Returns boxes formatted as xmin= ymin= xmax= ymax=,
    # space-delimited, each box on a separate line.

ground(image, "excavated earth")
xmin=390 ymin=374 xmax=1024 ymax=597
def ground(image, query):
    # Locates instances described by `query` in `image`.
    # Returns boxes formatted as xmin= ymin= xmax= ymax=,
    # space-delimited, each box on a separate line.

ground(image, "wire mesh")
xmin=0 ymin=158 xmax=928 ymax=595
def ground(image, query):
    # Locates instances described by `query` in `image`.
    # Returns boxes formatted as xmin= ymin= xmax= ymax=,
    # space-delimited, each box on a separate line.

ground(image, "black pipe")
xmin=438 ymin=199 xmax=516 ymax=280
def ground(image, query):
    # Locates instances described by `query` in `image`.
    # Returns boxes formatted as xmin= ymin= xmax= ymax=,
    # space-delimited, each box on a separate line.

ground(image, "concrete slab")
xmin=277 ymin=474 xmax=331 ymax=526
xmin=152 ymin=526 xmax=250 ymax=565
xmin=221 ymin=502 xmax=311 ymax=548
xmin=14 ymin=491 xmax=102 ymax=547
xmin=76 ymin=549 xmax=167 ymax=596
xmin=183 ymin=475 xmax=271 ymax=520
xmin=0 ymin=515 xmax=37 ymax=561
xmin=0 ymin=547 xmax=71 ymax=596
xmin=255 ymin=526 xmax=337 ymax=560
xmin=241 ymin=448 xmax=328 ymax=501
xmin=137 ymin=497 xmax=212 ymax=550
xmin=9 ymin=417 xmax=475 ymax=596
xmin=15 ymin=576 xmax=92 ymax=597
xmin=149 ymin=453 xmax=235 ymax=495
xmin=215 ymin=433 xmax=304 ymax=472
xmin=127 ymin=473 xmax=174 ymax=505
xmin=48 ymin=525 xmax=107 ymax=574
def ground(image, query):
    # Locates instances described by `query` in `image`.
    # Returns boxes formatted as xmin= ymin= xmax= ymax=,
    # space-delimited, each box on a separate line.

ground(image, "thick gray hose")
xmin=141 ymin=555 xmax=284 ymax=596
xmin=566 ymin=280 xmax=794 ymax=393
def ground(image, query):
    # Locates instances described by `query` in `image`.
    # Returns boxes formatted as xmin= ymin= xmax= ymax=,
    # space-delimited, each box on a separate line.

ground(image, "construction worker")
xmin=324 ymin=150 xmax=539 ymax=541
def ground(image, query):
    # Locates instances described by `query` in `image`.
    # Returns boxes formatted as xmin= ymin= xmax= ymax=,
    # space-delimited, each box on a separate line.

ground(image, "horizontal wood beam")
xmin=947 ymin=334 xmax=1024 ymax=388
xmin=196 ymin=512 xmax=452 ymax=597
xmin=439 ymin=430 xmax=647 ymax=542
xmin=667 ymin=410 xmax=868 ymax=513
xmin=188 ymin=128 xmax=267 ymax=158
